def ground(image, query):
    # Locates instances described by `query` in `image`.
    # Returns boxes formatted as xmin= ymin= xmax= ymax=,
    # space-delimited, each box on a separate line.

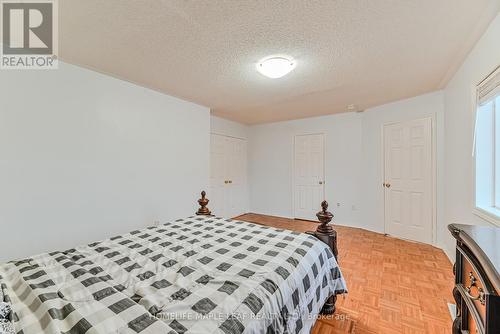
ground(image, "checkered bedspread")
xmin=0 ymin=216 xmax=346 ymax=334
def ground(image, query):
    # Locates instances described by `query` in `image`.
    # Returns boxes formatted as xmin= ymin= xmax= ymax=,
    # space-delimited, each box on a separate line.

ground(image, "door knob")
xmin=228 ymin=180 xmax=233 ymax=184
xmin=319 ymin=181 xmax=324 ymax=185
xmin=224 ymin=180 xmax=229 ymax=184
xmin=385 ymin=183 xmax=391 ymax=188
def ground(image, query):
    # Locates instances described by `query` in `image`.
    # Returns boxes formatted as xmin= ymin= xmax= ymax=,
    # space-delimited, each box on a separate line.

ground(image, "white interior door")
xmin=210 ymin=134 xmax=226 ymax=216
xmin=209 ymin=134 xmax=247 ymax=218
xmin=383 ymin=118 xmax=433 ymax=244
xmin=225 ymin=137 xmax=247 ymax=218
xmin=294 ymin=134 xmax=325 ymax=220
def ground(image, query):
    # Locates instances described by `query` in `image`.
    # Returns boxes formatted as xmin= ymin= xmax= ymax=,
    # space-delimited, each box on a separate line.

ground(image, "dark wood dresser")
xmin=449 ymin=224 xmax=500 ymax=334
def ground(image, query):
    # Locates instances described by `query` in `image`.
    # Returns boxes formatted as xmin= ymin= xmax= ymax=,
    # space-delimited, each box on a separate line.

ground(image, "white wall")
xmin=442 ymin=12 xmax=500 ymax=260
xmin=0 ymin=62 xmax=210 ymax=261
xmin=248 ymin=92 xmax=444 ymax=237
xmin=248 ymin=113 xmax=363 ymax=226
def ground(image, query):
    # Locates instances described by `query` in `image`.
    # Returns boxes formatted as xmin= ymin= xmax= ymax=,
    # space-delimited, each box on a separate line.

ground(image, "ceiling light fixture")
xmin=257 ymin=56 xmax=296 ymax=79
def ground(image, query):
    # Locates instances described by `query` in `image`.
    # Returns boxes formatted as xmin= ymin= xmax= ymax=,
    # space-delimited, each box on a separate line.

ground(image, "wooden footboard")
xmin=195 ymin=191 xmax=339 ymax=315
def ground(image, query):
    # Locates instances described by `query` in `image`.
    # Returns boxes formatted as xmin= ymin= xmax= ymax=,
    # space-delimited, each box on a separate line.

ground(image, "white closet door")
xmin=210 ymin=134 xmax=247 ymax=218
xmin=210 ymin=134 xmax=227 ymax=216
xmin=383 ymin=118 xmax=433 ymax=244
xmin=294 ymin=134 xmax=325 ymax=220
xmin=225 ymin=137 xmax=247 ymax=218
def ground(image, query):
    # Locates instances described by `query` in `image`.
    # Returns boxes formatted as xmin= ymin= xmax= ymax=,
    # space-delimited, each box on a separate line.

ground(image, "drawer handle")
xmin=465 ymin=272 xmax=486 ymax=305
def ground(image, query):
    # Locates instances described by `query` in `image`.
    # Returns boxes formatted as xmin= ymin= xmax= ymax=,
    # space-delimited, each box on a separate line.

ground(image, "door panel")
xmin=209 ymin=134 xmax=247 ymax=218
xmin=384 ymin=118 xmax=432 ymax=244
xmin=294 ymin=134 xmax=325 ymax=220
xmin=409 ymin=192 xmax=423 ymax=227
xmin=226 ymin=137 xmax=247 ymax=218
xmin=209 ymin=134 xmax=226 ymax=216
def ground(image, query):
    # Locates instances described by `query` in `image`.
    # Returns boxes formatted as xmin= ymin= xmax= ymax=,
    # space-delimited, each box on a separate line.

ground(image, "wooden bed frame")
xmin=195 ymin=190 xmax=339 ymax=314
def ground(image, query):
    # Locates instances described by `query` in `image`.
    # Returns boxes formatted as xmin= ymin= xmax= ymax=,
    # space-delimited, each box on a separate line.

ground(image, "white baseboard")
xmin=448 ymin=303 xmax=456 ymax=320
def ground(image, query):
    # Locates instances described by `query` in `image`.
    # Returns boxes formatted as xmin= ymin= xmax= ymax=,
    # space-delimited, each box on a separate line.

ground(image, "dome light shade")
xmin=257 ymin=56 xmax=296 ymax=78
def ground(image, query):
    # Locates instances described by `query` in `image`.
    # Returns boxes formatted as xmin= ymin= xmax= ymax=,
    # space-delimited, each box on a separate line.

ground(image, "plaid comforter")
xmin=0 ymin=216 xmax=346 ymax=334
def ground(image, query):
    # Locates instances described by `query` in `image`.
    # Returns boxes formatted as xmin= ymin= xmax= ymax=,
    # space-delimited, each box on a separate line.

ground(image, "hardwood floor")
xmin=234 ymin=213 xmax=455 ymax=334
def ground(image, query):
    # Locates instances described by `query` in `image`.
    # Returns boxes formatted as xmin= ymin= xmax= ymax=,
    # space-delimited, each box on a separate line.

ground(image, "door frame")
xmin=381 ymin=116 xmax=437 ymax=246
xmin=292 ymin=132 xmax=326 ymax=220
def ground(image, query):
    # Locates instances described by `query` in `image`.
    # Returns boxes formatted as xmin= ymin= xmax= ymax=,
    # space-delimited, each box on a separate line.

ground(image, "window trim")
xmin=472 ymin=206 xmax=500 ymax=227
xmin=473 ymin=66 xmax=500 ymax=227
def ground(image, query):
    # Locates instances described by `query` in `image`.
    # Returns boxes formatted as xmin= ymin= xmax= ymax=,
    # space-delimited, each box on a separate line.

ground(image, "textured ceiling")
xmin=59 ymin=1 xmax=500 ymax=124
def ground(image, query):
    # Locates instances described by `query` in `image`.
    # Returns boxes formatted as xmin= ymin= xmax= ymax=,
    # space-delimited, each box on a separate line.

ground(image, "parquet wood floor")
xmin=234 ymin=213 xmax=455 ymax=334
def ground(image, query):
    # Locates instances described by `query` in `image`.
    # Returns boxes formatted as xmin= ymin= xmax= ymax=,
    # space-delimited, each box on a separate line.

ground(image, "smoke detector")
xmin=347 ymin=104 xmax=357 ymax=112
xmin=347 ymin=104 xmax=364 ymax=113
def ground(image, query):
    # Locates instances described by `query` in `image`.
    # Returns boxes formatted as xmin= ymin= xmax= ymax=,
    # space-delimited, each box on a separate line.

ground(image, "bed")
xmin=0 ymin=192 xmax=347 ymax=334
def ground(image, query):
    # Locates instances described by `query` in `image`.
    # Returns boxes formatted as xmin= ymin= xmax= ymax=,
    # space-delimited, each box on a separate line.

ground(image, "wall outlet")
xmin=336 ymin=202 xmax=340 ymax=207
xmin=351 ymin=205 xmax=357 ymax=211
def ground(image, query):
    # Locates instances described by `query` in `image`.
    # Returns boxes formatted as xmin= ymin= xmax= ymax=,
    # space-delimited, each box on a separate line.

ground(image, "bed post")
xmin=313 ymin=201 xmax=338 ymax=258
xmin=195 ymin=191 xmax=338 ymax=314
xmin=196 ymin=191 xmax=212 ymax=216
xmin=308 ymin=200 xmax=338 ymax=314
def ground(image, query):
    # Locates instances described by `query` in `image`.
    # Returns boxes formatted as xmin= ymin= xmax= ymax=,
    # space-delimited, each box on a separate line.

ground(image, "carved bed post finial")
xmin=196 ymin=191 xmax=212 ymax=216
xmin=308 ymin=199 xmax=338 ymax=315
xmin=316 ymin=200 xmax=334 ymax=234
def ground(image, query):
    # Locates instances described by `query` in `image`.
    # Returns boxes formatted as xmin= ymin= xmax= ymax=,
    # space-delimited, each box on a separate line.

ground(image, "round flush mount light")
xmin=257 ymin=56 xmax=296 ymax=79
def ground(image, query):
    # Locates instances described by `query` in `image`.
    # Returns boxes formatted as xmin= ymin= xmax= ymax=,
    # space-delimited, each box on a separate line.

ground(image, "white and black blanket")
xmin=0 ymin=216 xmax=347 ymax=334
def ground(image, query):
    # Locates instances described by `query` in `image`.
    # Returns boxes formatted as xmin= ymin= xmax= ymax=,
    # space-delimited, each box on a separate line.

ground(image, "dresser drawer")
xmin=449 ymin=224 xmax=500 ymax=334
